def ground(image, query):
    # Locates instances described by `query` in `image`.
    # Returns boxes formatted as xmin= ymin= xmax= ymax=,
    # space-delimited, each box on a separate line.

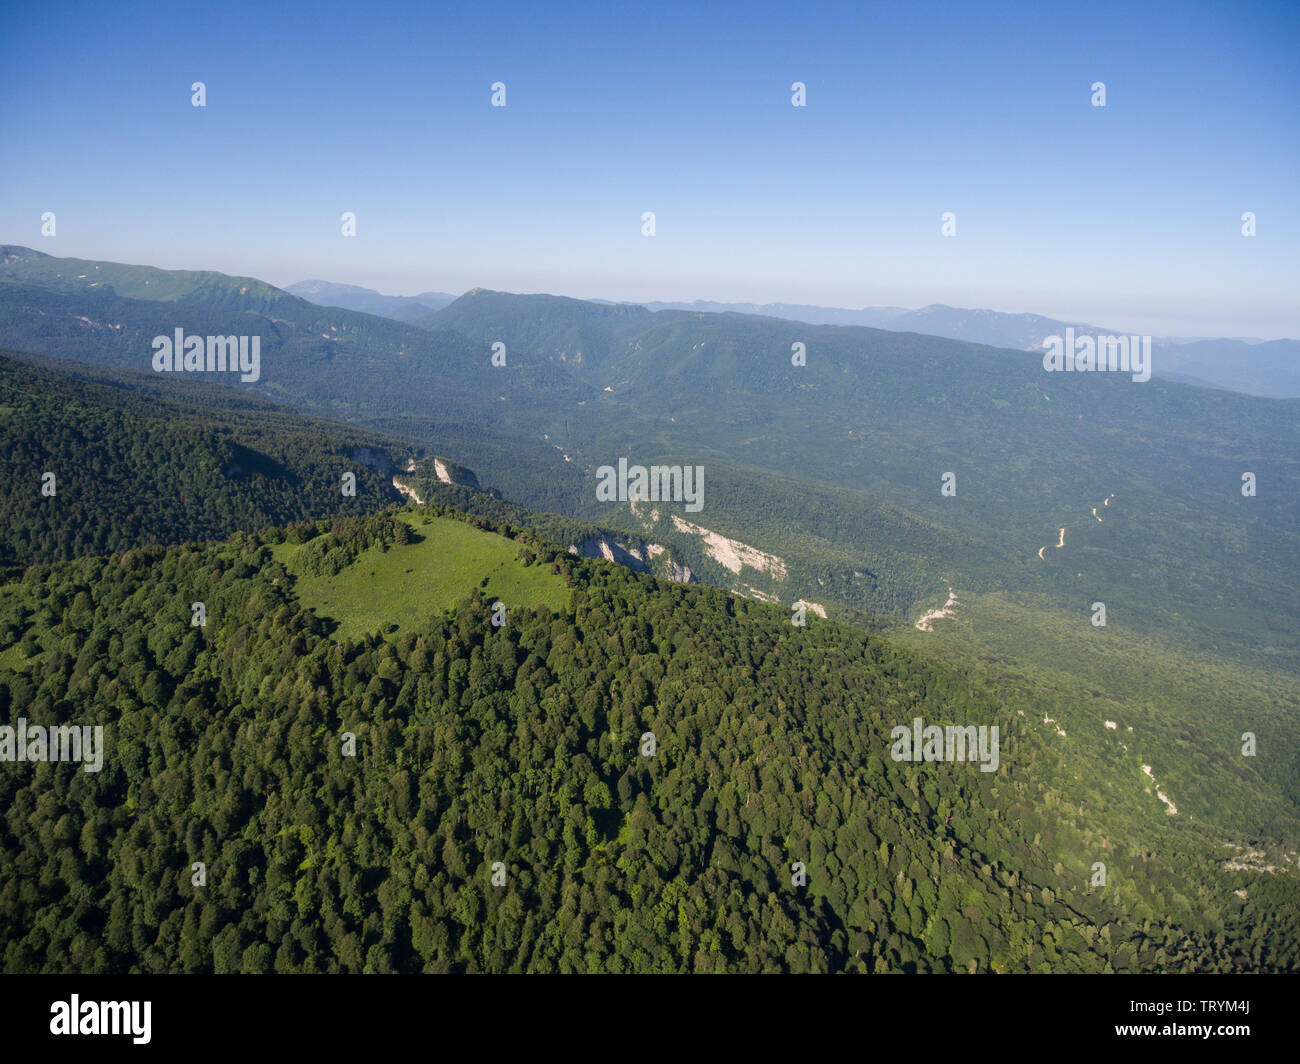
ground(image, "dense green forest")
xmin=2 ymin=506 xmax=1295 ymax=973
xmin=0 ymin=352 xmax=408 ymax=565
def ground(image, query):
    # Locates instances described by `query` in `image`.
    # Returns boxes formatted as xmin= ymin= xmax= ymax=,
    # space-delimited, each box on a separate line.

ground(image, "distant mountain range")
xmin=632 ymin=300 xmax=1104 ymax=350
xmin=285 ymin=279 xmax=457 ymax=322
xmin=284 ymin=273 xmax=1300 ymax=399
xmin=1141 ymin=337 xmax=1300 ymax=396
xmin=5 ymin=246 xmax=1293 ymax=672
xmin=629 ymin=300 xmax=1300 ymax=398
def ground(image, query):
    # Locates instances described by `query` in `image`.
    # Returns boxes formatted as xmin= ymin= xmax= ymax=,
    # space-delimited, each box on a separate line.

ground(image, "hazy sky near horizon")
xmin=2 ymin=0 xmax=1297 ymax=336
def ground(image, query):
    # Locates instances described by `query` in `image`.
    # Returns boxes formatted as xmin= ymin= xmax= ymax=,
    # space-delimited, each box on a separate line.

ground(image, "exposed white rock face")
xmin=566 ymin=535 xmax=696 ymax=584
xmin=914 ymin=588 xmax=958 ymax=631
xmin=567 ymin=536 xmax=648 ymax=572
xmin=1141 ymin=764 xmax=1178 ymax=815
xmin=392 ymin=477 xmax=423 ymax=504
xmin=669 ymin=515 xmax=788 ymax=578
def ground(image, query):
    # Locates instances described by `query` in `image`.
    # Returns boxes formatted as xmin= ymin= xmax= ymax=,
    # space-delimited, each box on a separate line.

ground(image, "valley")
xmin=3 ymin=248 xmax=1294 ymax=674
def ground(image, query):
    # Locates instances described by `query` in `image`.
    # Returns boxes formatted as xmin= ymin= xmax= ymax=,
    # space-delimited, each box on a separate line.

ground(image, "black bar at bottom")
xmin=0 ymin=972 xmax=1286 ymax=1053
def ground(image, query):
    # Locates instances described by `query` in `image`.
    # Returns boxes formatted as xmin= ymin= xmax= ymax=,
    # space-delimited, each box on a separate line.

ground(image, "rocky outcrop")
xmin=669 ymin=515 xmax=789 ymax=578
xmin=666 ymin=562 xmax=695 ymax=584
xmin=393 ymin=477 xmax=424 ymax=504
xmin=567 ymin=535 xmax=696 ymax=583
xmin=567 ymin=536 xmax=649 ymax=572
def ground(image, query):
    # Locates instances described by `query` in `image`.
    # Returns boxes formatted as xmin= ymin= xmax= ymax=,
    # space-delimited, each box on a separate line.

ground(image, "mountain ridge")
xmin=2 ymin=249 xmax=1296 ymax=669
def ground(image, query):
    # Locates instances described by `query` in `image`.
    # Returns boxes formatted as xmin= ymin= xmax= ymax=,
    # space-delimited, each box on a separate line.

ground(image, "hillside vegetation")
xmin=1 ymin=508 xmax=1295 ymax=974
xmin=0 ymin=352 xmax=404 ymax=566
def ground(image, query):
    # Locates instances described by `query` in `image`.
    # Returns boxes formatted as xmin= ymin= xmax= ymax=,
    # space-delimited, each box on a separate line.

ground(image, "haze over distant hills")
xmin=3 ymin=247 xmax=1297 ymax=671
xmin=283 ymin=270 xmax=1300 ymax=398
xmin=632 ymin=299 xmax=1104 ymax=350
xmin=1144 ymin=337 xmax=1300 ymax=396
xmin=629 ymin=300 xmax=1300 ymax=398
xmin=285 ymin=279 xmax=457 ymax=322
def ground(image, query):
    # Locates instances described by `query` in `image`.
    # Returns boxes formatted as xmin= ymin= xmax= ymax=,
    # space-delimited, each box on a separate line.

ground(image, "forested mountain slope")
xmin=0 ymin=248 xmax=593 ymax=515
xmin=0 ymin=352 xmax=405 ymax=565
xmin=423 ymin=289 xmax=1300 ymax=665
xmin=1 ymin=507 xmax=1295 ymax=974
xmin=0 ymin=346 xmax=1294 ymax=974
xmin=0 ymin=352 xmax=699 ymax=586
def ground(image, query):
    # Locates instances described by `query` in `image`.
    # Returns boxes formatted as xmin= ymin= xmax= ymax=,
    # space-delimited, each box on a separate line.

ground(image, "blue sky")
xmin=2 ymin=0 xmax=1297 ymax=335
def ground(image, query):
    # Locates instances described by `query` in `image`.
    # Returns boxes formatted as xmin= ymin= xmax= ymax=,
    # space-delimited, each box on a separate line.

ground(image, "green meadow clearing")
xmin=272 ymin=513 xmax=571 ymax=640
